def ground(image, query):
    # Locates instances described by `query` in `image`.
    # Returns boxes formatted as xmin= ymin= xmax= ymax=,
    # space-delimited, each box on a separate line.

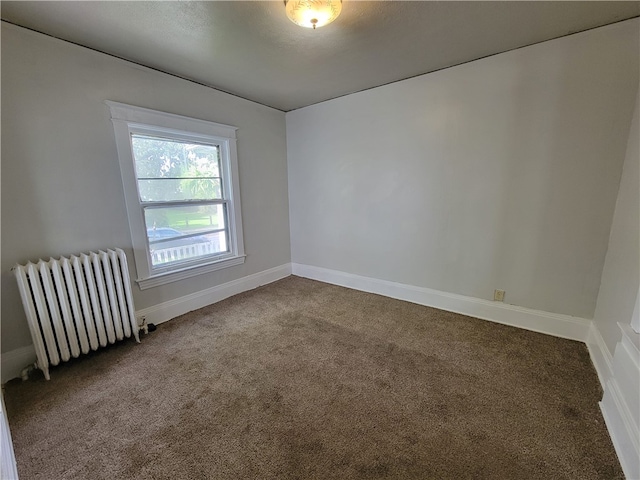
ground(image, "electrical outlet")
xmin=494 ymin=289 xmax=505 ymax=302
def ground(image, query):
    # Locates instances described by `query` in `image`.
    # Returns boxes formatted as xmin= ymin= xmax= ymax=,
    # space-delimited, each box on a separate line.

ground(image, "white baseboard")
xmin=1 ymin=344 xmax=36 ymax=384
xmin=600 ymin=323 xmax=640 ymax=480
xmin=292 ymin=263 xmax=591 ymax=342
xmin=136 ymin=263 xmax=292 ymax=326
xmin=587 ymin=322 xmax=614 ymax=389
xmin=601 ymin=384 xmax=640 ymax=480
xmin=1 ymin=264 xmax=292 ymax=383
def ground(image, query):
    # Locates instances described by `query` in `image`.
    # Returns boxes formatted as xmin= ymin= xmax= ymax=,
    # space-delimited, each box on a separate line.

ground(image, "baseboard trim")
xmin=1 ymin=344 xmax=36 ymax=384
xmin=136 ymin=263 xmax=292 ymax=326
xmin=587 ymin=322 xmax=614 ymax=388
xmin=601 ymin=381 xmax=640 ymax=480
xmin=292 ymin=263 xmax=591 ymax=342
xmin=1 ymin=264 xmax=292 ymax=383
xmin=600 ymin=323 xmax=640 ymax=480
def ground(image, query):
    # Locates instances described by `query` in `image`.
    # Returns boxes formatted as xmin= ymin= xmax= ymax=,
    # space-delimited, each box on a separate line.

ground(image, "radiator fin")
xmin=13 ymin=248 xmax=140 ymax=380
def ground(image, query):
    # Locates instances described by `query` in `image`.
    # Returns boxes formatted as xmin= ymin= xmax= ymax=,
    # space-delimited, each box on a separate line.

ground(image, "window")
xmin=107 ymin=102 xmax=245 ymax=289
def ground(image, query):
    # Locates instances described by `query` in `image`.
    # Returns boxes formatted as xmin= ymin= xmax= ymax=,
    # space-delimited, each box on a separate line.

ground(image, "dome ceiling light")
xmin=284 ymin=0 xmax=343 ymax=30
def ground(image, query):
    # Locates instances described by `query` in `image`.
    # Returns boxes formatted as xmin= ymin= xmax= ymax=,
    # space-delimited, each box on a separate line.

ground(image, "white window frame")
xmin=107 ymin=101 xmax=245 ymax=290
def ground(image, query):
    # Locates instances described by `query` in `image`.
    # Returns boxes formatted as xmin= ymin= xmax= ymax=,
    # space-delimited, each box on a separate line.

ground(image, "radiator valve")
xmin=138 ymin=316 xmax=149 ymax=335
xmin=20 ymin=363 xmax=36 ymax=382
xmin=138 ymin=317 xmax=156 ymax=334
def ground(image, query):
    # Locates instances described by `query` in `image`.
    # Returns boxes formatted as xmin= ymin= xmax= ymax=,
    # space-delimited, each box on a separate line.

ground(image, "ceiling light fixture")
xmin=285 ymin=0 xmax=342 ymax=30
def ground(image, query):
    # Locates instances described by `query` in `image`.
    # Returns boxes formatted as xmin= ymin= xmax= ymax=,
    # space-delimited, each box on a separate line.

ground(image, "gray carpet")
xmin=4 ymin=276 xmax=622 ymax=479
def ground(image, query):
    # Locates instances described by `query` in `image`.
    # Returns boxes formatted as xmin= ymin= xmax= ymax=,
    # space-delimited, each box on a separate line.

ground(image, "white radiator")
xmin=13 ymin=248 xmax=140 ymax=380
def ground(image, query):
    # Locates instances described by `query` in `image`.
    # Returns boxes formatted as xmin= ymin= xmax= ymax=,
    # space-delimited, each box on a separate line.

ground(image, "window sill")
xmin=136 ymin=255 xmax=246 ymax=290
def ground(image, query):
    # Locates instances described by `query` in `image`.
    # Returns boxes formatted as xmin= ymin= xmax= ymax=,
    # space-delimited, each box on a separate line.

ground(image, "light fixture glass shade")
xmin=285 ymin=0 xmax=342 ymax=29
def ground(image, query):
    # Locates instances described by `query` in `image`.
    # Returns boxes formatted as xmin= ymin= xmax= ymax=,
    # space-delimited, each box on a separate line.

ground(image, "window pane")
xmin=149 ymin=231 xmax=228 ymax=267
xmin=145 ymin=204 xmax=228 ymax=267
xmin=138 ymin=178 xmax=222 ymax=202
xmin=131 ymin=135 xmax=222 ymax=202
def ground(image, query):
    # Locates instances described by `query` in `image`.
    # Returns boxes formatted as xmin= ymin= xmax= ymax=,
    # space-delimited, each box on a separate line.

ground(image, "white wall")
xmin=1 ymin=24 xmax=291 ymax=354
xmin=593 ymin=89 xmax=640 ymax=355
xmin=287 ymin=19 xmax=639 ymax=319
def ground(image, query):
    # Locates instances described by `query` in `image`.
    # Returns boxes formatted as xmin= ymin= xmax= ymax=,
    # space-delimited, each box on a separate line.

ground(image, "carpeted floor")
xmin=4 ymin=276 xmax=622 ymax=479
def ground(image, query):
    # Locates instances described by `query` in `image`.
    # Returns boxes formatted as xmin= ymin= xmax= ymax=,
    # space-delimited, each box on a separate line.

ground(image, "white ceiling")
xmin=2 ymin=1 xmax=638 ymax=112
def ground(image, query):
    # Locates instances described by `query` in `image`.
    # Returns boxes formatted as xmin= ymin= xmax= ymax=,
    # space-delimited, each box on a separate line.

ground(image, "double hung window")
xmin=108 ymin=102 xmax=245 ymax=289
